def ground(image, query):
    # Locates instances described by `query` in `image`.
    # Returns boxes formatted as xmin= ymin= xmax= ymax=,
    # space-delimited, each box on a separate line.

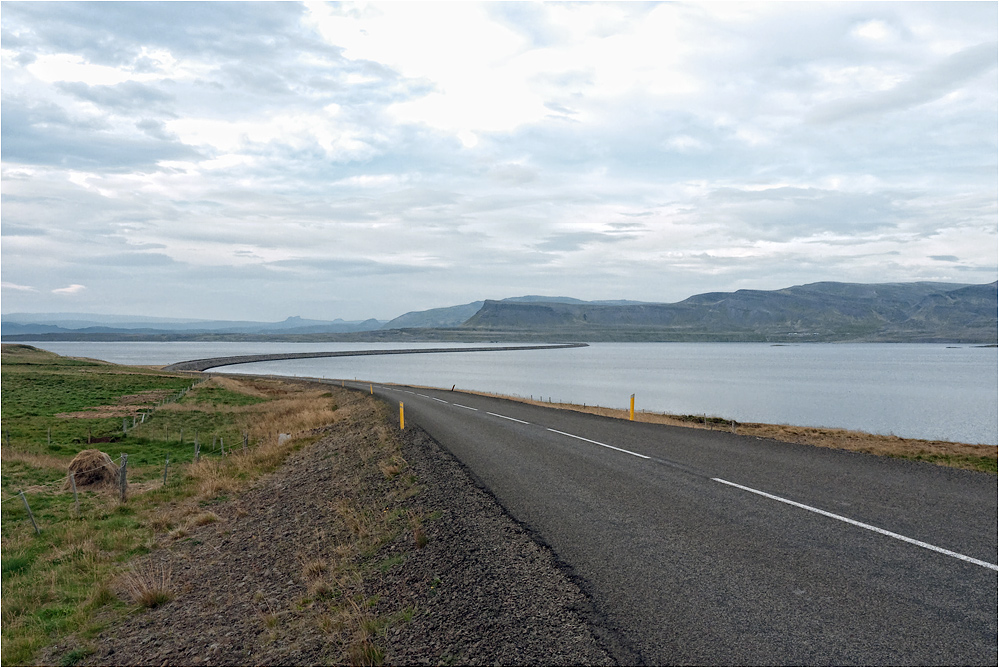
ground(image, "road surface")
xmin=162 ymin=343 xmax=587 ymax=372
xmin=352 ymin=381 xmax=997 ymax=666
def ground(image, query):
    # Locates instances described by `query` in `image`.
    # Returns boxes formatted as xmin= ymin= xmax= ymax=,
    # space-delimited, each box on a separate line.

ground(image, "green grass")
xmin=1 ymin=346 xmax=195 ymax=455
xmin=2 ymin=344 xmax=428 ymax=666
xmin=0 ymin=345 xmax=279 ymax=665
xmin=179 ymin=385 xmax=266 ymax=408
xmin=906 ymin=452 xmax=998 ymax=473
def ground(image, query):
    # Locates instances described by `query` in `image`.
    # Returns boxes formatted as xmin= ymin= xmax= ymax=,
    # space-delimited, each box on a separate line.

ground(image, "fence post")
xmin=70 ymin=472 xmax=80 ymax=515
xmin=123 ymin=418 xmax=128 ymax=434
xmin=119 ymin=454 xmax=128 ymax=503
xmin=163 ymin=457 xmax=169 ymax=485
xmin=19 ymin=491 xmax=40 ymax=534
xmin=243 ymin=433 xmax=248 ymax=454
xmin=194 ymin=441 xmax=200 ymax=463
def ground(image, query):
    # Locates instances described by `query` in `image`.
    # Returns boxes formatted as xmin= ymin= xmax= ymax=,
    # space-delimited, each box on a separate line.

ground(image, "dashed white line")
xmin=547 ymin=428 xmax=651 ymax=459
xmin=713 ymin=478 xmax=999 ymax=571
xmin=487 ymin=412 xmax=531 ymax=425
xmin=377 ymin=386 xmax=994 ymax=573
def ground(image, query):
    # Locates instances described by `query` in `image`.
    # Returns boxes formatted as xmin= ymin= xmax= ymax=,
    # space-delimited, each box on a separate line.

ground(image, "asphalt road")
xmin=346 ymin=381 xmax=997 ymax=666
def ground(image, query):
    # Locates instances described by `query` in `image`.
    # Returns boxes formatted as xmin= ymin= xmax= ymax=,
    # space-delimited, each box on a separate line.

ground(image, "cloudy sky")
xmin=2 ymin=1 xmax=996 ymax=321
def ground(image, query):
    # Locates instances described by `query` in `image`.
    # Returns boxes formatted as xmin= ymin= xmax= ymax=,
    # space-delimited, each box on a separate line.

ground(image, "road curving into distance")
xmin=161 ymin=343 xmax=587 ymax=372
xmin=172 ymin=342 xmax=996 ymax=666
xmin=349 ymin=381 xmax=996 ymax=666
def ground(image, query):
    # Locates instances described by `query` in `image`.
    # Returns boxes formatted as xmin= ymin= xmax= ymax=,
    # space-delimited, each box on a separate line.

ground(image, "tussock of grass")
xmin=119 ymin=564 xmax=173 ymax=609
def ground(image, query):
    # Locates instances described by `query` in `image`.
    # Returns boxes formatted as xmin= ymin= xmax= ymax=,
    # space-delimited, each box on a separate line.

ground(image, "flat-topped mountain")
xmin=457 ymin=281 xmax=997 ymax=342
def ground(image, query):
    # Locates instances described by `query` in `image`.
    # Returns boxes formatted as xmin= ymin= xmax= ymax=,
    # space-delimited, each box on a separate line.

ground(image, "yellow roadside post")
xmin=630 ymin=394 xmax=635 ymax=421
xmin=400 ymin=402 xmax=405 ymax=429
xmin=370 ymin=384 xmax=373 ymax=395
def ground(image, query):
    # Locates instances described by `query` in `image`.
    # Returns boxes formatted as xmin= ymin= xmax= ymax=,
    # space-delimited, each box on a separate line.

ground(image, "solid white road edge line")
xmin=487 ymin=412 xmax=531 ymax=425
xmin=712 ymin=478 xmax=999 ymax=571
xmin=547 ymin=428 xmax=651 ymax=459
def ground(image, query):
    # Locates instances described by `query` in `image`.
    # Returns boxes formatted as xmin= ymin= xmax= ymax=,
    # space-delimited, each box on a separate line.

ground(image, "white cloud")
xmin=52 ymin=284 xmax=87 ymax=295
xmin=852 ymin=20 xmax=894 ymax=42
xmin=0 ymin=1 xmax=995 ymax=320
xmin=2 ymin=282 xmax=37 ymax=292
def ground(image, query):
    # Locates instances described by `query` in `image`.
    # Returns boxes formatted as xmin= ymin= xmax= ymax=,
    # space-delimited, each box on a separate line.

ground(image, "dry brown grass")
xmin=175 ymin=377 xmax=365 ymax=499
xmin=0 ymin=450 xmax=70 ymax=470
xmin=64 ymin=449 xmax=118 ymax=489
xmin=207 ymin=376 xmax=273 ymax=399
xmin=119 ymin=563 xmax=173 ymax=609
xmin=409 ymin=511 xmax=428 ymax=549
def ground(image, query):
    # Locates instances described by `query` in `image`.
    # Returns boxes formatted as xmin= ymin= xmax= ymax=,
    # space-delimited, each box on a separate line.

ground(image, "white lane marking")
xmin=431 ymin=397 xmax=449 ymax=404
xmin=487 ymin=412 xmax=531 ymax=425
xmin=417 ymin=394 xmax=431 ymax=399
xmin=713 ymin=478 xmax=999 ymax=571
xmin=453 ymin=403 xmax=479 ymax=411
xmin=547 ymin=429 xmax=651 ymax=460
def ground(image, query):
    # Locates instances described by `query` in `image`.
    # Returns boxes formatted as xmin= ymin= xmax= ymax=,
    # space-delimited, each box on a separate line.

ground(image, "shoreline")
xmin=189 ymin=361 xmax=997 ymax=473
xmin=455 ymin=388 xmax=998 ymax=472
xmin=348 ymin=380 xmax=995 ymax=473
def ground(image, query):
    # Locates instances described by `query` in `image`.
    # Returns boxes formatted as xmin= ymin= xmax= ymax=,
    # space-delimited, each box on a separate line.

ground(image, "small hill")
xmin=381 ymin=296 xmax=650 ymax=330
xmin=382 ymin=302 xmax=486 ymax=329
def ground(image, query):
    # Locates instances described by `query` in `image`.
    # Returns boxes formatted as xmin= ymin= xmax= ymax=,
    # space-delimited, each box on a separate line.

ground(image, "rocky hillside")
xmin=459 ymin=281 xmax=998 ymax=343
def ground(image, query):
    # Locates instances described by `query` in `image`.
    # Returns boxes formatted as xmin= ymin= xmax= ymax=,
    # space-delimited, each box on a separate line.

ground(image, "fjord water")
xmin=15 ymin=342 xmax=998 ymax=445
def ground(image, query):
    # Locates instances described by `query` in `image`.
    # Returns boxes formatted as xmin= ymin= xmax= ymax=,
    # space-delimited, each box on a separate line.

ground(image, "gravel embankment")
xmin=70 ymin=399 xmax=621 ymax=666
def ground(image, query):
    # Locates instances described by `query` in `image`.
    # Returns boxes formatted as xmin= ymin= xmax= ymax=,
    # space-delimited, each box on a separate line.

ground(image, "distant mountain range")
xmin=3 ymin=281 xmax=996 ymax=343
xmin=0 ymin=314 xmax=385 ymax=336
xmin=461 ymin=282 xmax=998 ymax=342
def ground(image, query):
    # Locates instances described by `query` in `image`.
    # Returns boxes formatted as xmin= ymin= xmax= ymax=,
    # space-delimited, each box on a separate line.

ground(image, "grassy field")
xmin=1 ymin=344 xmax=415 ymax=666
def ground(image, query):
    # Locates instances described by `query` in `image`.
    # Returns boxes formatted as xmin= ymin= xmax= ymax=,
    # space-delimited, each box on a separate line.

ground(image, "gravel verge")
xmin=64 ymin=396 xmax=619 ymax=666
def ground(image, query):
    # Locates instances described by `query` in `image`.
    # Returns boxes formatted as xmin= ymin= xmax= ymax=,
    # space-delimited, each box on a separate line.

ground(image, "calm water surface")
xmin=13 ymin=341 xmax=997 ymax=445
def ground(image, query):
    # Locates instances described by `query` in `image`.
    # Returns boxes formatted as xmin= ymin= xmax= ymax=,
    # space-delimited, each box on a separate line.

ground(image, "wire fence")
xmin=1 ymin=377 xmax=296 ymax=533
